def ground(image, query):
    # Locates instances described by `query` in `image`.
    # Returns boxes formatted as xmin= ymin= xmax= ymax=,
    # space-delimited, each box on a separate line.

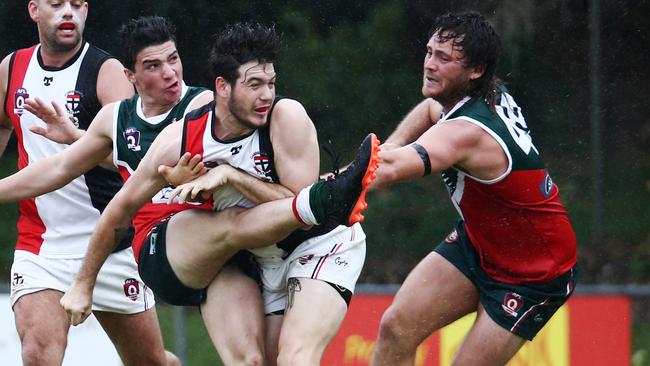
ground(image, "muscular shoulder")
xmin=149 ymin=121 xmax=184 ymax=167
xmin=96 ymin=58 xmax=134 ymax=106
xmin=270 ymin=98 xmax=316 ymax=136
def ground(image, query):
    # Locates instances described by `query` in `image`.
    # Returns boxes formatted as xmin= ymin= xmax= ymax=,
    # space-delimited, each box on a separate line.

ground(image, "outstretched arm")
xmin=0 ymin=104 xmax=116 ymax=203
xmin=60 ymin=122 xmax=178 ymax=325
xmin=383 ymin=98 xmax=443 ymax=149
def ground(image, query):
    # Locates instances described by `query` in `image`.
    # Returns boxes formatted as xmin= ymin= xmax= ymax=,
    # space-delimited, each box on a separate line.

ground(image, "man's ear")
xmin=124 ymin=68 xmax=136 ymax=85
xmin=468 ymin=64 xmax=486 ymax=81
xmin=214 ymin=77 xmax=231 ymax=99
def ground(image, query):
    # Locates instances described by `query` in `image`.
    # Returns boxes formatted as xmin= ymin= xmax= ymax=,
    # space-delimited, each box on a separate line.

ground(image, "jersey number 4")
xmin=496 ymin=92 xmax=539 ymax=155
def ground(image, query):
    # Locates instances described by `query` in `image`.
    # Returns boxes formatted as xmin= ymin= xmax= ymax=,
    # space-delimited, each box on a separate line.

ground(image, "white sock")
xmin=292 ymin=184 xmax=320 ymax=226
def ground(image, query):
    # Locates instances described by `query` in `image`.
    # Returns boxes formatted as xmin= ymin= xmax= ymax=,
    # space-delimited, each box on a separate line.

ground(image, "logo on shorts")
xmin=298 ymin=254 xmax=314 ymax=265
xmin=502 ymin=292 xmax=524 ymax=317
xmin=335 ymin=257 xmax=349 ymax=267
xmin=444 ymin=229 xmax=458 ymax=243
xmin=123 ymin=278 xmax=141 ymax=301
xmin=12 ymin=272 xmax=24 ymax=288
xmin=124 ymin=127 xmax=142 ymax=152
xmin=13 ymin=88 xmax=29 ymax=116
xmin=539 ymin=173 xmax=554 ymax=198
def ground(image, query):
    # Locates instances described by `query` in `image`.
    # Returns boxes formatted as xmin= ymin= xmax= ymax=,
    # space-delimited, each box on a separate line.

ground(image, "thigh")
xmin=385 ymin=252 xmax=479 ymax=336
xmin=278 ymin=278 xmax=347 ymax=354
xmin=165 ymin=209 xmax=244 ymax=288
xmin=94 ymin=307 xmax=167 ymax=366
xmin=453 ymin=305 xmax=526 ymax=366
xmin=13 ymin=290 xmax=69 ymax=354
xmin=200 ymin=264 xmax=266 ymax=365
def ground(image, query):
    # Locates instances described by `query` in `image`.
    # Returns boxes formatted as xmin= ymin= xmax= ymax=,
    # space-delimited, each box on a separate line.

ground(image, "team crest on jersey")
xmin=65 ymin=90 xmax=83 ymax=116
xmin=539 ymin=173 xmax=554 ymax=198
xmin=11 ymin=272 xmax=25 ymax=288
xmin=13 ymin=88 xmax=29 ymax=116
xmin=502 ymin=292 xmax=524 ymax=317
xmin=124 ymin=127 xmax=142 ymax=152
xmin=252 ymin=151 xmax=271 ymax=176
xmin=123 ymin=278 xmax=141 ymax=301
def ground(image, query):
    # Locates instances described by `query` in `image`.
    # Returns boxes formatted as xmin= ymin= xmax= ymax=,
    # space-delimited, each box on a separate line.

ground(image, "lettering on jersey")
xmin=252 ymin=151 xmax=271 ymax=176
xmin=441 ymin=168 xmax=458 ymax=195
xmin=496 ymin=92 xmax=539 ymax=155
xmin=231 ymin=145 xmax=243 ymax=155
xmin=152 ymin=186 xmax=203 ymax=205
xmin=124 ymin=127 xmax=142 ymax=152
xmin=12 ymin=272 xmax=24 ymax=288
xmin=13 ymin=88 xmax=29 ymax=116
xmin=65 ymin=90 xmax=83 ymax=117
xmin=502 ymin=292 xmax=524 ymax=317
xmin=539 ymin=173 xmax=554 ymax=199
xmin=123 ymin=278 xmax=140 ymax=301
xmin=43 ymin=76 xmax=54 ymax=86
xmin=204 ymin=160 xmax=219 ymax=169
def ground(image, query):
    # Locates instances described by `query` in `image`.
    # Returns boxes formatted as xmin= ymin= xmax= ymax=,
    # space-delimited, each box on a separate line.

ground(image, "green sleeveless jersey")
xmin=113 ymin=85 xmax=209 ymax=177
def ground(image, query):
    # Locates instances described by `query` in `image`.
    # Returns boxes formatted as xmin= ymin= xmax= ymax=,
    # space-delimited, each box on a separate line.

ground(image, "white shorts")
xmin=257 ymin=223 xmax=366 ymax=314
xmin=10 ymin=248 xmax=155 ymax=314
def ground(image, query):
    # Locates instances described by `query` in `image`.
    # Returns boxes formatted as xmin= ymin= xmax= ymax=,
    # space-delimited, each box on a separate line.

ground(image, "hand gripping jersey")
xmin=113 ymin=83 xmax=212 ymax=261
xmin=440 ymin=87 xmax=577 ymax=283
xmin=4 ymin=43 xmax=123 ymax=257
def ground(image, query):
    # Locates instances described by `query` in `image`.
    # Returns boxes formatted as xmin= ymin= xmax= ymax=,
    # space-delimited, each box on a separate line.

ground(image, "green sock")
xmin=308 ymin=180 xmax=328 ymax=224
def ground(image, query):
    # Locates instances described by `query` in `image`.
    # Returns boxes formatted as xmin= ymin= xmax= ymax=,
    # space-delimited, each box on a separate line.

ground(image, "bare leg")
xmin=451 ymin=304 xmax=526 ymax=366
xmin=201 ymin=264 xmax=265 ymax=365
xmin=13 ymin=290 xmax=69 ymax=366
xmin=276 ymin=278 xmax=347 ymax=366
xmin=165 ymin=200 xmax=306 ymax=289
xmin=95 ymin=307 xmax=179 ymax=366
xmin=371 ymin=252 xmax=479 ymax=366
xmin=265 ymin=314 xmax=284 ymax=366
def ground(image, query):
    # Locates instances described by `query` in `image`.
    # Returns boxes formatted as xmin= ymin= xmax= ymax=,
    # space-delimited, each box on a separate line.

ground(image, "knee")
xmin=276 ymin=342 xmax=318 ymax=366
xmin=242 ymin=353 xmax=265 ymax=366
xmin=377 ymin=306 xmax=409 ymax=343
xmin=20 ymin=335 xmax=66 ymax=366
xmin=222 ymin=349 xmax=264 ymax=366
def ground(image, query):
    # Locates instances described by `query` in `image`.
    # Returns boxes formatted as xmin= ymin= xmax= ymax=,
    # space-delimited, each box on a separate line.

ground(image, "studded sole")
xmin=347 ymin=133 xmax=381 ymax=225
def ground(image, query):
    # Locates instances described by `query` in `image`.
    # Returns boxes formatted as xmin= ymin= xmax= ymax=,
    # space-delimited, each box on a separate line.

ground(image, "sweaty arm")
xmin=371 ymin=119 xmax=487 ymax=190
xmin=269 ymin=99 xmax=320 ymax=192
xmin=383 ymin=98 xmax=443 ymax=149
xmin=0 ymin=104 xmax=116 ymax=203
xmin=61 ymin=122 xmax=178 ymax=325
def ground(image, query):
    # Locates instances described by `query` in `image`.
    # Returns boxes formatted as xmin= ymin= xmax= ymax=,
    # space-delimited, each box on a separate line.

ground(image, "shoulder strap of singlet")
xmin=4 ymin=46 xmax=37 ymax=119
xmin=257 ymin=95 xmax=285 ymax=183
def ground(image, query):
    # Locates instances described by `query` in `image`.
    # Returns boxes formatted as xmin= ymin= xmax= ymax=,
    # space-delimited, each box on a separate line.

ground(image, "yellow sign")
xmin=440 ymin=306 xmax=569 ymax=366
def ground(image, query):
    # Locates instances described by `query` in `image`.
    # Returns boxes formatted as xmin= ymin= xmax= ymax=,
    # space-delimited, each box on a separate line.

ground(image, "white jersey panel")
xmin=19 ymin=44 xmax=100 ymax=257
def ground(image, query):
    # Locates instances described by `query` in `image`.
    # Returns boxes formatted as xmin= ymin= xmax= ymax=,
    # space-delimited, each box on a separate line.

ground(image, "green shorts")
xmin=434 ymin=221 xmax=578 ymax=340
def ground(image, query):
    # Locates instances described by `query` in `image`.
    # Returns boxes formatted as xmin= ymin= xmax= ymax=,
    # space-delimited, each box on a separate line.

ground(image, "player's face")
xmin=130 ymin=41 xmax=184 ymax=113
xmin=227 ymin=61 xmax=276 ymax=130
xmin=422 ymin=32 xmax=482 ymax=108
xmin=30 ymin=0 xmax=87 ymax=53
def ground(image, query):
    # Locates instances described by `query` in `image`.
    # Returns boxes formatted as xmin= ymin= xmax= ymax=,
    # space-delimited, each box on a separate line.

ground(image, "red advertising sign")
xmin=323 ymin=295 xmax=630 ymax=365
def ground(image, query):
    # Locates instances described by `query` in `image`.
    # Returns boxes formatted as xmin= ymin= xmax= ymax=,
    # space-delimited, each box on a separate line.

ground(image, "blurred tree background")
xmin=0 ymin=0 xmax=649 ymax=299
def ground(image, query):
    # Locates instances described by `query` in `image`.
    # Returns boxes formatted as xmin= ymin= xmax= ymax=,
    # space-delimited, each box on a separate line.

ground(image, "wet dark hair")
xmin=209 ymin=23 xmax=280 ymax=84
xmin=117 ymin=16 xmax=177 ymax=71
xmin=430 ymin=12 xmax=502 ymax=106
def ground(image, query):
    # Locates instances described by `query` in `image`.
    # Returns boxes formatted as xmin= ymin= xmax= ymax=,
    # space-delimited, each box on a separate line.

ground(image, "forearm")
xmin=0 ymin=157 xmax=77 ymax=203
xmin=385 ymin=99 xmax=440 ymax=146
xmin=229 ymin=168 xmax=294 ymax=204
xmin=74 ymin=213 xmax=132 ymax=289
